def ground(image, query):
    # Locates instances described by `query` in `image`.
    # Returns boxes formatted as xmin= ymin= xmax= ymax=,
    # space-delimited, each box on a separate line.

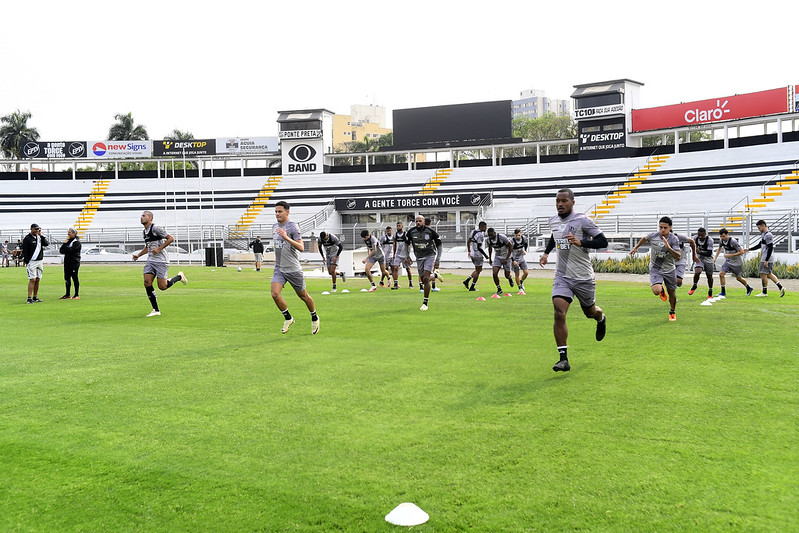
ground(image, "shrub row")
xmin=591 ymin=255 xmax=799 ymax=279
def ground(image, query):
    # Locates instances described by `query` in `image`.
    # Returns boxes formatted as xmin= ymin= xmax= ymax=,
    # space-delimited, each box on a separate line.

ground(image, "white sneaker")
xmin=755 ymin=292 xmax=768 ymax=297
xmin=331 ymin=288 xmax=337 ymax=293
xmin=419 ymin=304 xmax=428 ymax=311
xmin=431 ymin=287 xmax=440 ymax=292
xmin=178 ymin=271 xmax=187 ymax=284
xmin=368 ymin=285 xmax=378 ymax=292
xmin=281 ymin=317 xmax=295 ymax=333
xmin=311 ymin=318 xmax=320 ymax=335
xmin=146 ymin=310 xmax=161 ymax=317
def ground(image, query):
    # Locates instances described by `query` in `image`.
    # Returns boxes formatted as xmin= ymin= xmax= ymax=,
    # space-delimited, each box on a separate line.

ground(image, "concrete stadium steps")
xmin=590 ymin=155 xmax=670 ymax=219
xmin=228 ymin=177 xmax=282 ymax=238
xmin=418 ymin=168 xmax=453 ymax=195
xmin=73 ymin=180 xmax=111 ymax=237
xmin=744 ymin=169 xmax=799 ymax=212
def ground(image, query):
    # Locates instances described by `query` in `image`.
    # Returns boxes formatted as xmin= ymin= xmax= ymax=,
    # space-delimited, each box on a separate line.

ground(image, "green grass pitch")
xmin=1 ymin=265 xmax=797 ymax=531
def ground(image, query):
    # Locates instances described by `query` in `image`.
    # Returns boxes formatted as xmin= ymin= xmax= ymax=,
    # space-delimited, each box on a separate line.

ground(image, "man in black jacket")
xmin=22 ymin=223 xmax=49 ymax=303
xmin=249 ymin=236 xmax=265 ymax=272
xmin=59 ymin=228 xmax=82 ymax=299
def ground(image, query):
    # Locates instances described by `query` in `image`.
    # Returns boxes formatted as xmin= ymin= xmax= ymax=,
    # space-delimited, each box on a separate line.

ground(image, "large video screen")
xmin=392 ymin=100 xmax=512 ymax=148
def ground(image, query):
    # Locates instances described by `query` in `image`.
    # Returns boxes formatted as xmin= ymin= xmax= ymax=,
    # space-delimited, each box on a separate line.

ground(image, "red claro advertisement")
xmin=631 ymin=87 xmax=790 ymax=132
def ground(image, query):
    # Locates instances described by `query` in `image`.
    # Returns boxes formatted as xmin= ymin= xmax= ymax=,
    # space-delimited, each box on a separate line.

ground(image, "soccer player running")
xmin=539 ymin=189 xmax=607 ymax=372
xmin=406 ymin=214 xmax=442 ymax=311
xmin=487 ymin=228 xmax=514 ymax=297
xmin=271 ymin=201 xmax=319 ymax=334
xmin=748 ymin=219 xmax=786 ymax=297
xmin=132 ymin=211 xmax=187 ymax=317
xmin=361 ymin=230 xmax=390 ymax=292
xmin=688 ymin=227 xmax=715 ymax=299
xmin=673 ymin=232 xmax=698 ymax=288
xmin=379 ymin=226 xmax=394 ymax=287
xmin=318 ymin=231 xmax=345 ymax=292
xmin=391 ymin=221 xmax=413 ymax=289
xmin=630 ymin=216 xmax=681 ymax=322
xmin=424 ymin=218 xmax=441 ymax=292
xmin=463 ymin=221 xmax=489 ymax=291
xmin=714 ymin=228 xmax=753 ymax=298
xmin=511 ymin=228 xmax=529 ymax=294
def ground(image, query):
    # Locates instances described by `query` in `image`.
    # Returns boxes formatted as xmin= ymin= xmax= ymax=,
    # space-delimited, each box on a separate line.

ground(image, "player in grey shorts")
xmin=631 ymin=216 xmax=681 ymax=322
xmin=361 ymin=230 xmax=390 ymax=292
xmin=511 ymin=228 xmax=529 ymax=294
xmin=672 ymin=232 xmax=697 ymax=287
xmin=463 ymin=221 xmax=489 ymax=291
xmin=688 ymin=227 xmax=715 ymax=299
xmin=406 ymin=215 xmax=443 ymax=311
xmin=318 ymin=231 xmax=344 ymax=292
xmin=272 ymin=201 xmax=319 ymax=335
xmin=539 ymin=189 xmax=607 ymax=373
xmin=487 ymin=228 xmax=514 ymax=296
xmin=748 ymin=219 xmax=786 ymax=297
xmin=132 ymin=211 xmax=187 ymax=317
xmin=391 ymin=221 xmax=413 ymax=289
xmin=713 ymin=228 xmax=754 ymax=298
xmin=379 ymin=226 xmax=394 ymax=287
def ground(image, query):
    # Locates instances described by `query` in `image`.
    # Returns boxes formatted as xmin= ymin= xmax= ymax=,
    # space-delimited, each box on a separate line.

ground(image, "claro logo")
xmin=685 ymin=99 xmax=730 ymax=123
xmin=287 ymin=144 xmax=317 ymax=172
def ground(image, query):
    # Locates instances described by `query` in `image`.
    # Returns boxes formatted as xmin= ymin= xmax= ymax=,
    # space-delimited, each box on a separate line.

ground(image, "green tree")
xmin=108 ymin=112 xmax=149 ymax=141
xmin=0 ymin=109 xmax=40 ymax=160
xmin=512 ymin=113 xmax=576 ymax=142
xmin=641 ymin=130 xmax=711 ymax=147
xmin=164 ymin=129 xmax=194 ymax=141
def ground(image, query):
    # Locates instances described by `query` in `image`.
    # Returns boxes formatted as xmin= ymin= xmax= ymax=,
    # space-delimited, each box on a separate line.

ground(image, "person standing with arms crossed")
xmin=271 ymin=201 xmax=319 ymax=334
xmin=539 ymin=189 xmax=607 ymax=372
xmin=406 ymin=215 xmax=442 ymax=311
xmin=22 ymin=223 xmax=48 ymax=303
xmin=59 ymin=228 xmax=82 ymax=299
xmin=132 ymin=211 xmax=187 ymax=317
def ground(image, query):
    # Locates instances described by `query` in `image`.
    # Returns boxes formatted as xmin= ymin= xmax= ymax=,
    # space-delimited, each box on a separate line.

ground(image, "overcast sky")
xmin=1 ymin=0 xmax=794 ymax=141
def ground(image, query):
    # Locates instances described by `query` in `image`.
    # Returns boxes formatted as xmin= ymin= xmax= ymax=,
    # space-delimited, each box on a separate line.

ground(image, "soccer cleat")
xmin=60 ymin=295 xmax=71 ymax=299
xmin=340 ymin=272 xmax=346 ymax=282
xmin=179 ymin=271 xmax=188 ymax=285
xmin=519 ymin=285 xmax=525 ymax=292
xmin=715 ymin=294 xmax=727 ymax=300
xmin=331 ymin=288 xmax=337 ymax=293
xmin=688 ymin=287 xmax=696 ymax=295
xmin=409 ymin=283 xmax=414 ymax=289
xmin=431 ymin=287 xmax=440 ymax=292
xmin=379 ymin=282 xmax=385 ymax=287
xmin=596 ymin=315 xmax=607 ymax=341
xmin=281 ymin=317 xmax=295 ymax=333
xmin=469 ymin=287 xmax=477 ymax=291
xmin=311 ymin=318 xmax=320 ymax=335
xmin=368 ymin=285 xmax=378 ymax=293
xmin=780 ymin=288 xmax=785 ymax=298
xmin=71 ymin=296 xmax=80 ymax=300
xmin=746 ymin=287 xmax=753 ymax=296
xmin=668 ymin=311 xmax=676 ymax=322
xmin=419 ymin=304 xmax=428 ymax=311
xmin=553 ymin=359 xmax=571 ymax=372
xmin=707 ymin=294 xmax=713 ymax=300
xmin=26 ymin=298 xmax=33 ymax=304
xmin=32 ymin=297 xmax=42 ymax=303
xmin=755 ymin=292 xmax=768 ymax=297
xmin=146 ymin=310 xmax=161 ymax=317
xmin=391 ymin=285 xmax=398 ymax=290
xmin=659 ymin=290 xmax=667 ymax=302
xmin=463 ymin=278 xmax=471 ymax=289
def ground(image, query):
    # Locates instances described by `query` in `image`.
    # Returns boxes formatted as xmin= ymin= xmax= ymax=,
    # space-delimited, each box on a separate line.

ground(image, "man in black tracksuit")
xmin=59 ymin=228 xmax=82 ymax=299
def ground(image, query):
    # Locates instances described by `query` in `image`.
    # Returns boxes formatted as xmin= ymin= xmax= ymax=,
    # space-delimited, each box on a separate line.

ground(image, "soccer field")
xmin=1 ymin=265 xmax=797 ymax=531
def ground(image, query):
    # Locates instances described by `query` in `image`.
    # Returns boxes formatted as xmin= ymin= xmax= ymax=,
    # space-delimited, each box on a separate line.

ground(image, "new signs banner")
xmin=88 ymin=141 xmax=151 ymax=158
xmin=632 ymin=87 xmax=790 ymax=132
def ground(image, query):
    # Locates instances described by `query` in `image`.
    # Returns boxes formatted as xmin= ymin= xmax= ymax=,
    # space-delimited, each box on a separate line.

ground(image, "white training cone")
xmin=385 ymin=502 xmax=429 ymax=527
xmin=341 ymin=289 xmax=350 ymax=293
xmin=360 ymin=288 xmax=368 ymax=292
xmin=700 ymin=300 xmax=713 ymax=306
xmin=321 ymin=291 xmax=330 ymax=295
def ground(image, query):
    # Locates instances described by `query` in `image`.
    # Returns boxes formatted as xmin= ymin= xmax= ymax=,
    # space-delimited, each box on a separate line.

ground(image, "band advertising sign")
xmin=631 ymin=87 xmax=790 ymax=132
xmin=281 ymin=138 xmax=324 ymax=175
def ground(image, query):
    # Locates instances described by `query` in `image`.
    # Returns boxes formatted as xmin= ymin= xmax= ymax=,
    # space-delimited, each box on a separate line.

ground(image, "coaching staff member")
xmin=59 ymin=228 xmax=82 ymax=299
xmin=23 ymin=223 xmax=49 ymax=303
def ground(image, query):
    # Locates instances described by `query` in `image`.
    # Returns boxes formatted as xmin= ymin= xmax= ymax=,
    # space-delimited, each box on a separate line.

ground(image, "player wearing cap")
xmin=22 ymin=223 xmax=49 ymax=303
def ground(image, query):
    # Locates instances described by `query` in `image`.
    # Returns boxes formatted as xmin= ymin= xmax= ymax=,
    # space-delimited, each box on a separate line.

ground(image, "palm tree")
xmin=0 ymin=109 xmax=40 ymax=159
xmin=108 ymin=112 xmax=149 ymax=141
xmin=164 ymin=129 xmax=194 ymax=141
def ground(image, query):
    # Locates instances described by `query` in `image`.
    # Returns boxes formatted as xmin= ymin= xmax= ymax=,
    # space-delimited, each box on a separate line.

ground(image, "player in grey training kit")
xmin=631 ymin=216 xmax=681 ymax=322
xmin=392 ymin=221 xmax=413 ymax=289
xmin=713 ymin=228 xmax=753 ymax=298
xmin=318 ymin=231 xmax=345 ymax=292
xmin=511 ymin=228 xmax=529 ymax=294
xmin=379 ymin=226 xmax=394 ymax=287
xmin=272 ymin=201 xmax=319 ymax=334
xmin=406 ymin=215 xmax=442 ymax=310
xmin=132 ymin=211 xmax=187 ymax=317
xmin=688 ymin=227 xmax=715 ymax=299
xmin=487 ymin=228 xmax=515 ymax=296
xmin=463 ymin=221 xmax=489 ymax=291
xmin=748 ymin=219 xmax=785 ymax=297
xmin=361 ymin=230 xmax=390 ymax=292
xmin=672 ymin=232 xmax=697 ymax=288
xmin=539 ymin=189 xmax=608 ymax=372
